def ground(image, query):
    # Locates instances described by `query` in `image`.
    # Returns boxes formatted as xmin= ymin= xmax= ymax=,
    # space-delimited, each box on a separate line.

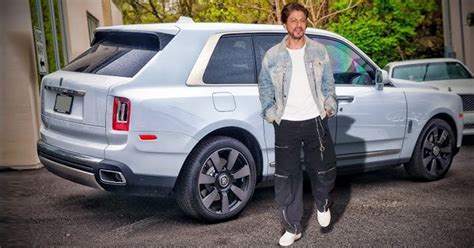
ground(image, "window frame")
xmin=186 ymin=31 xmax=379 ymax=87
xmin=86 ymin=12 xmax=99 ymax=44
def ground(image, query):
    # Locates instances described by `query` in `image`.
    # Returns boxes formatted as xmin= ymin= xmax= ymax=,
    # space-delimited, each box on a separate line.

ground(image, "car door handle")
xmin=337 ymin=96 xmax=354 ymax=102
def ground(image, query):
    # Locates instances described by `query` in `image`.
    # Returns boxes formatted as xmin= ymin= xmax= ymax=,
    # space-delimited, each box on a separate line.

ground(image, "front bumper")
xmin=463 ymin=112 xmax=474 ymax=135
xmin=37 ymin=140 xmax=177 ymax=196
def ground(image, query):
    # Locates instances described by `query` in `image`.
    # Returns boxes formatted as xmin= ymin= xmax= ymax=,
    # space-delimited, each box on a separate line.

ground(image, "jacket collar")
xmin=277 ymin=35 xmax=322 ymax=63
xmin=277 ymin=34 xmax=313 ymax=53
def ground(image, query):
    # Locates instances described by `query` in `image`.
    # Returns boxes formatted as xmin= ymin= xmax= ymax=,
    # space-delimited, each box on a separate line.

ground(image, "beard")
xmin=288 ymin=27 xmax=305 ymax=40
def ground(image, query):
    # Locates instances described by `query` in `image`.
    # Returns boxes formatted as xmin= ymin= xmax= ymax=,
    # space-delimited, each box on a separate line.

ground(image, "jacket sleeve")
xmin=322 ymin=51 xmax=337 ymax=117
xmin=258 ymin=53 xmax=277 ymax=123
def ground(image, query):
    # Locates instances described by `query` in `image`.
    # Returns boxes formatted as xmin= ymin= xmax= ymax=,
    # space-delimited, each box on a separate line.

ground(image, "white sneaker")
xmin=317 ymin=209 xmax=331 ymax=227
xmin=279 ymin=231 xmax=302 ymax=246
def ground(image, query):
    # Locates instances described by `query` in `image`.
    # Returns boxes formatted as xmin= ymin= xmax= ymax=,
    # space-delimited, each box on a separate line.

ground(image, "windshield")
xmin=392 ymin=62 xmax=473 ymax=82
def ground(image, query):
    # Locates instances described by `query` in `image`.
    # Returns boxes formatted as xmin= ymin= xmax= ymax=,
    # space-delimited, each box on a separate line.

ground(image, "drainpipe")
xmin=458 ymin=0 xmax=466 ymax=64
xmin=442 ymin=0 xmax=455 ymax=58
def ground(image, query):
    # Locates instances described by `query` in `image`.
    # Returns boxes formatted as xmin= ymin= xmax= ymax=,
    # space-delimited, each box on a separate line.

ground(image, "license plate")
xmin=54 ymin=94 xmax=73 ymax=114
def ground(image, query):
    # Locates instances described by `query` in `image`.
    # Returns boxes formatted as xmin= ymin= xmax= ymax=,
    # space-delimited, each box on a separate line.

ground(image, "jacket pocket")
xmin=312 ymin=60 xmax=324 ymax=79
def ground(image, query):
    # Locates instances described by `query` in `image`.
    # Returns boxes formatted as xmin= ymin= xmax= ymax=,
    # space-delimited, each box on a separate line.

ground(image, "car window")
xmin=446 ymin=62 xmax=472 ymax=79
xmin=393 ymin=62 xmax=473 ymax=82
xmin=63 ymin=32 xmax=171 ymax=78
xmin=203 ymin=35 xmax=256 ymax=84
xmin=312 ymin=37 xmax=375 ymax=85
xmin=251 ymin=34 xmax=376 ymax=85
xmin=425 ymin=63 xmax=450 ymax=81
xmin=252 ymin=34 xmax=285 ymax=75
xmin=392 ymin=64 xmax=427 ymax=81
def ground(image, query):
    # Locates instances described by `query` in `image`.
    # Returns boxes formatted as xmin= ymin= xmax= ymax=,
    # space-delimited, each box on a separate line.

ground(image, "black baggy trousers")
xmin=273 ymin=117 xmax=336 ymax=234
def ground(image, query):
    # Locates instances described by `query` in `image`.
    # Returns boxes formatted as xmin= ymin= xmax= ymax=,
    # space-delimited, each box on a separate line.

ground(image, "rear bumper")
xmin=37 ymin=140 xmax=176 ymax=196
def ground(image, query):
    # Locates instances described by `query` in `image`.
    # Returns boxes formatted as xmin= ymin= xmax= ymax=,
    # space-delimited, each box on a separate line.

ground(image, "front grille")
xmin=459 ymin=94 xmax=474 ymax=112
xmin=464 ymin=123 xmax=474 ymax=129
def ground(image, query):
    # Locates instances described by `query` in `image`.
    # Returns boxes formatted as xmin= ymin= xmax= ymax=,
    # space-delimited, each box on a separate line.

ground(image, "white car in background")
xmin=385 ymin=58 xmax=474 ymax=135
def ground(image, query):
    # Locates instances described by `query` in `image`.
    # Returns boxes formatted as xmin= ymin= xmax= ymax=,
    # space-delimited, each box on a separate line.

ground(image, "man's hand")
xmin=325 ymin=109 xmax=336 ymax=118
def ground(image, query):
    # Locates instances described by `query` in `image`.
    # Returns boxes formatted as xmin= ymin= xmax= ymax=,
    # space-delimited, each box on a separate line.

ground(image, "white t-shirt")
xmin=281 ymin=45 xmax=320 ymax=121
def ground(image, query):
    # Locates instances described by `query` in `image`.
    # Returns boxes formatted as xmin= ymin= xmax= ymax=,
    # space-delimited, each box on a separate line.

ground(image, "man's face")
xmin=283 ymin=10 xmax=307 ymax=40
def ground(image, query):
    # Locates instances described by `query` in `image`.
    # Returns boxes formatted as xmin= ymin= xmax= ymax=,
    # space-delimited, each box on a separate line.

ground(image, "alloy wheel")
xmin=421 ymin=126 xmax=453 ymax=177
xmin=198 ymin=148 xmax=252 ymax=215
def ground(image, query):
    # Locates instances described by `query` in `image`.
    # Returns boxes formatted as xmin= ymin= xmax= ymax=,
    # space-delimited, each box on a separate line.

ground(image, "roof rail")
xmin=177 ymin=16 xmax=194 ymax=23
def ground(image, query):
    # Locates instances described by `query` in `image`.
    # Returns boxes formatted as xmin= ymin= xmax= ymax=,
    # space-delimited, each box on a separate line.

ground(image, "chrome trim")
xmin=337 ymin=149 xmax=400 ymax=160
xmin=270 ymin=149 xmax=400 ymax=166
xmin=44 ymin=85 xmax=86 ymax=96
xmin=186 ymin=33 xmax=222 ymax=86
xmin=39 ymin=156 xmax=104 ymax=190
xmin=98 ymin=169 xmax=127 ymax=185
xmin=463 ymin=128 xmax=474 ymax=135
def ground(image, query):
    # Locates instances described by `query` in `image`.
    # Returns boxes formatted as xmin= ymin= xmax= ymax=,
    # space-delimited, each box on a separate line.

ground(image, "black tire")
xmin=404 ymin=118 xmax=455 ymax=181
xmin=175 ymin=136 xmax=257 ymax=222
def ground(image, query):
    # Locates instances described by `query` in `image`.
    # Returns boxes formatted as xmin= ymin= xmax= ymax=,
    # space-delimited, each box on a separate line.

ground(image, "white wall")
xmin=449 ymin=0 xmax=474 ymax=71
xmin=63 ymin=0 xmax=123 ymax=61
xmin=0 ymin=0 xmax=41 ymax=168
xmin=111 ymin=1 xmax=123 ymax=26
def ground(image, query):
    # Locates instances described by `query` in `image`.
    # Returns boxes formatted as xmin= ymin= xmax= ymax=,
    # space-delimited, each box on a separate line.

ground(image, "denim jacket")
xmin=258 ymin=35 xmax=337 ymax=124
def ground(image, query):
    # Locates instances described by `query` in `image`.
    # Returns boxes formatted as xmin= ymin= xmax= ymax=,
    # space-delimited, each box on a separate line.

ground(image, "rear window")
xmin=62 ymin=31 xmax=173 ymax=77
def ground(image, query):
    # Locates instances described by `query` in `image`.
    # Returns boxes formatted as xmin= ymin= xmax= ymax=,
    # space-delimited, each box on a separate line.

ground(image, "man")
xmin=258 ymin=3 xmax=337 ymax=246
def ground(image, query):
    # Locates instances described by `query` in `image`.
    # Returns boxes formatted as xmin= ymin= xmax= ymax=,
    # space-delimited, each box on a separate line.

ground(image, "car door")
xmin=252 ymin=34 xmax=285 ymax=175
xmin=312 ymin=37 xmax=408 ymax=168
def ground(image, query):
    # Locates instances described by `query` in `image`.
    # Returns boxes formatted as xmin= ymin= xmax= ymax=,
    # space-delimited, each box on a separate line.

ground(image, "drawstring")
xmin=282 ymin=66 xmax=287 ymax=101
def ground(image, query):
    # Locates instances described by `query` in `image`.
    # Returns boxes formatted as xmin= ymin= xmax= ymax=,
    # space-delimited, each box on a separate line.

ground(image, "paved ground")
xmin=1 ymin=137 xmax=474 ymax=247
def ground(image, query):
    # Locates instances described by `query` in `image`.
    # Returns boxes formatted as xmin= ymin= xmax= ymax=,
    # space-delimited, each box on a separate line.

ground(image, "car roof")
xmin=96 ymin=21 xmax=342 ymax=39
xmin=386 ymin=58 xmax=465 ymax=68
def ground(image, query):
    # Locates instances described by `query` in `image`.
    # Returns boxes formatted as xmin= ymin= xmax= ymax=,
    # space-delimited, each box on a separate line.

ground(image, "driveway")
xmin=1 ymin=137 xmax=474 ymax=247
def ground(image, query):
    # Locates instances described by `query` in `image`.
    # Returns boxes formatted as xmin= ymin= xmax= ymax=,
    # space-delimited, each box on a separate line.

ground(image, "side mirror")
xmin=375 ymin=69 xmax=389 ymax=90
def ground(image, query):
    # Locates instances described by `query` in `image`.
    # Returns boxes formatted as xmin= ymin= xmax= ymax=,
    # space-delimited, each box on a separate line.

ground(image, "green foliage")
xmin=194 ymin=1 xmax=240 ymax=22
xmin=29 ymin=0 xmax=66 ymax=74
xmin=327 ymin=0 xmax=443 ymax=66
xmin=114 ymin=0 xmax=444 ymax=67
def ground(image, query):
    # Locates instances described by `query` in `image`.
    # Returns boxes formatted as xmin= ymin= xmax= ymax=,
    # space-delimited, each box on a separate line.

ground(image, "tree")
xmin=326 ymin=0 xmax=443 ymax=66
xmin=113 ymin=0 xmax=444 ymax=67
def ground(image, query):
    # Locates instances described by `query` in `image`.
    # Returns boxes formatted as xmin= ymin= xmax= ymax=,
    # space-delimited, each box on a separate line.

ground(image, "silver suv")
xmin=38 ymin=19 xmax=464 ymax=222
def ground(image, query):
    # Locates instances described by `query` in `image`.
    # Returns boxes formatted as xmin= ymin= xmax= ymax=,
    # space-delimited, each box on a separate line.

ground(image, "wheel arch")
xmin=430 ymin=113 xmax=460 ymax=155
xmin=175 ymin=127 xmax=264 ymax=191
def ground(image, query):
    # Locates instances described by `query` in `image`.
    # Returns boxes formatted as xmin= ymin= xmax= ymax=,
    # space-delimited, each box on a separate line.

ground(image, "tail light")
xmin=112 ymin=97 xmax=131 ymax=131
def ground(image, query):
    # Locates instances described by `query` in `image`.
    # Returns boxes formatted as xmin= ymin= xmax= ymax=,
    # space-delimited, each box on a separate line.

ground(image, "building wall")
xmin=0 ymin=0 xmax=122 ymax=169
xmin=445 ymin=0 xmax=474 ymax=71
xmin=460 ymin=1 xmax=474 ymax=71
xmin=63 ymin=0 xmax=123 ymax=61
xmin=111 ymin=2 xmax=123 ymax=26
xmin=0 ymin=0 xmax=41 ymax=168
